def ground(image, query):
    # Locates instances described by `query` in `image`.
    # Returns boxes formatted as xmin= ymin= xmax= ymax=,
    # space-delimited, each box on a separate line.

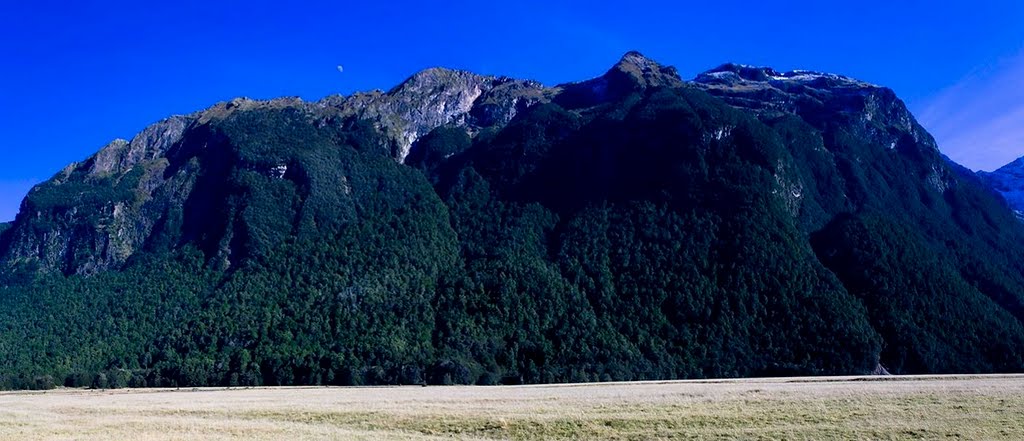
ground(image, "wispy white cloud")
xmin=0 ymin=180 xmax=39 ymax=222
xmin=917 ymin=50 xmax=1024 ymax=171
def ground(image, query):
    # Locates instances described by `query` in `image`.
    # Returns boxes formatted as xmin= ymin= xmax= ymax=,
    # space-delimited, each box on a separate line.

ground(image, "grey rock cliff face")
xmin=86 ymin=115 xmax=195 ymax=176
xmin=322 ymin=67 xmax=554 ymax=162
xmin=2 ymin=121 xmax=202 ymax=276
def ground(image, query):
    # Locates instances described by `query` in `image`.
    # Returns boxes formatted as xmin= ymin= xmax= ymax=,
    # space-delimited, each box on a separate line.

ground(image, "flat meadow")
xmin=0 ymin=374 xmax=1021 ymax=440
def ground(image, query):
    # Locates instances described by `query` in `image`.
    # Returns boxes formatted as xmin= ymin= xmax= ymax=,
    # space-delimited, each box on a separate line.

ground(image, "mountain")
xmin=0 ymin=75 xmax=553 ymax=277
xmin=1 ymin=52 xmax=1023 ymax=389
xmin=978 ymin=156 xmax=1024 ymax=217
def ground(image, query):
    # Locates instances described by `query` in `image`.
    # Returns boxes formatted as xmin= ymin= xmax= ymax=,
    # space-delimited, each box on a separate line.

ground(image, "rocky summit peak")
xmin=608 ymin=50 xmax=682 ymax=88
xmin=695 ymin=63 xmax=876 ymax=88
xmin=553 ymin=51 xmax=683 ymax=109
xmin=702 ymin=63 xmax=783 ymax=81
xmin=330 ymin=66 xmax=554 ymax=163
xmin=390 ymin=67 xmax=491 ymax=94
xmin=616 ymin=51 xmax=661 ymax=71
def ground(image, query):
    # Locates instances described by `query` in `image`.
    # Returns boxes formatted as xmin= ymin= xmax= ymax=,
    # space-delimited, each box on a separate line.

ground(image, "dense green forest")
xmin=1 ymin=59 xmax=1023 ymax=390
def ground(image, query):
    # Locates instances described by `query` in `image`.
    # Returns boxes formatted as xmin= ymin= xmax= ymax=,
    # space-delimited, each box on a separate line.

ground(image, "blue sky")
xmin=2 ymin=0 xmax=1023 ymax=221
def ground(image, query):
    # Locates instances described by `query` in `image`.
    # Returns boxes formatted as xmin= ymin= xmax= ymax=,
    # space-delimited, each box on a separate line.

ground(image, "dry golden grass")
xmin=0 ymin=374 xmax=1022 ymax=440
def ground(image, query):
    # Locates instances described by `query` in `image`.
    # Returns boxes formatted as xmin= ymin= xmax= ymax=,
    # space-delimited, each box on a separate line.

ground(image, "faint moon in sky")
xmin=336 ymin=65 xmax=344 ymax=74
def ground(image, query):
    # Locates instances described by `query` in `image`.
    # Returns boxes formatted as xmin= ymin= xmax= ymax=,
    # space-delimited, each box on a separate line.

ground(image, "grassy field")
xmin=0 ymin=375 xmax=1021 ymax=440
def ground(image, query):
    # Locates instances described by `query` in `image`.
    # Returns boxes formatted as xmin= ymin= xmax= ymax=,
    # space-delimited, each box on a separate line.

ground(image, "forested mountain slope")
xmin=1 ymin=52 xmax=1022 ymax=389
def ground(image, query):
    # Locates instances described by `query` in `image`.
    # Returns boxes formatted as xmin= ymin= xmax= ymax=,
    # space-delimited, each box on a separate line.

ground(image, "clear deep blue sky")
xmin=2 ymin=0 xmax=1024 ymax=221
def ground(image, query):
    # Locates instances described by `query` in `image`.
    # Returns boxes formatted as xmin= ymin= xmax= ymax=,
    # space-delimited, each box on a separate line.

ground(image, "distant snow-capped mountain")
xmin=978 ymin=156 xmax=1024 ymax=217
